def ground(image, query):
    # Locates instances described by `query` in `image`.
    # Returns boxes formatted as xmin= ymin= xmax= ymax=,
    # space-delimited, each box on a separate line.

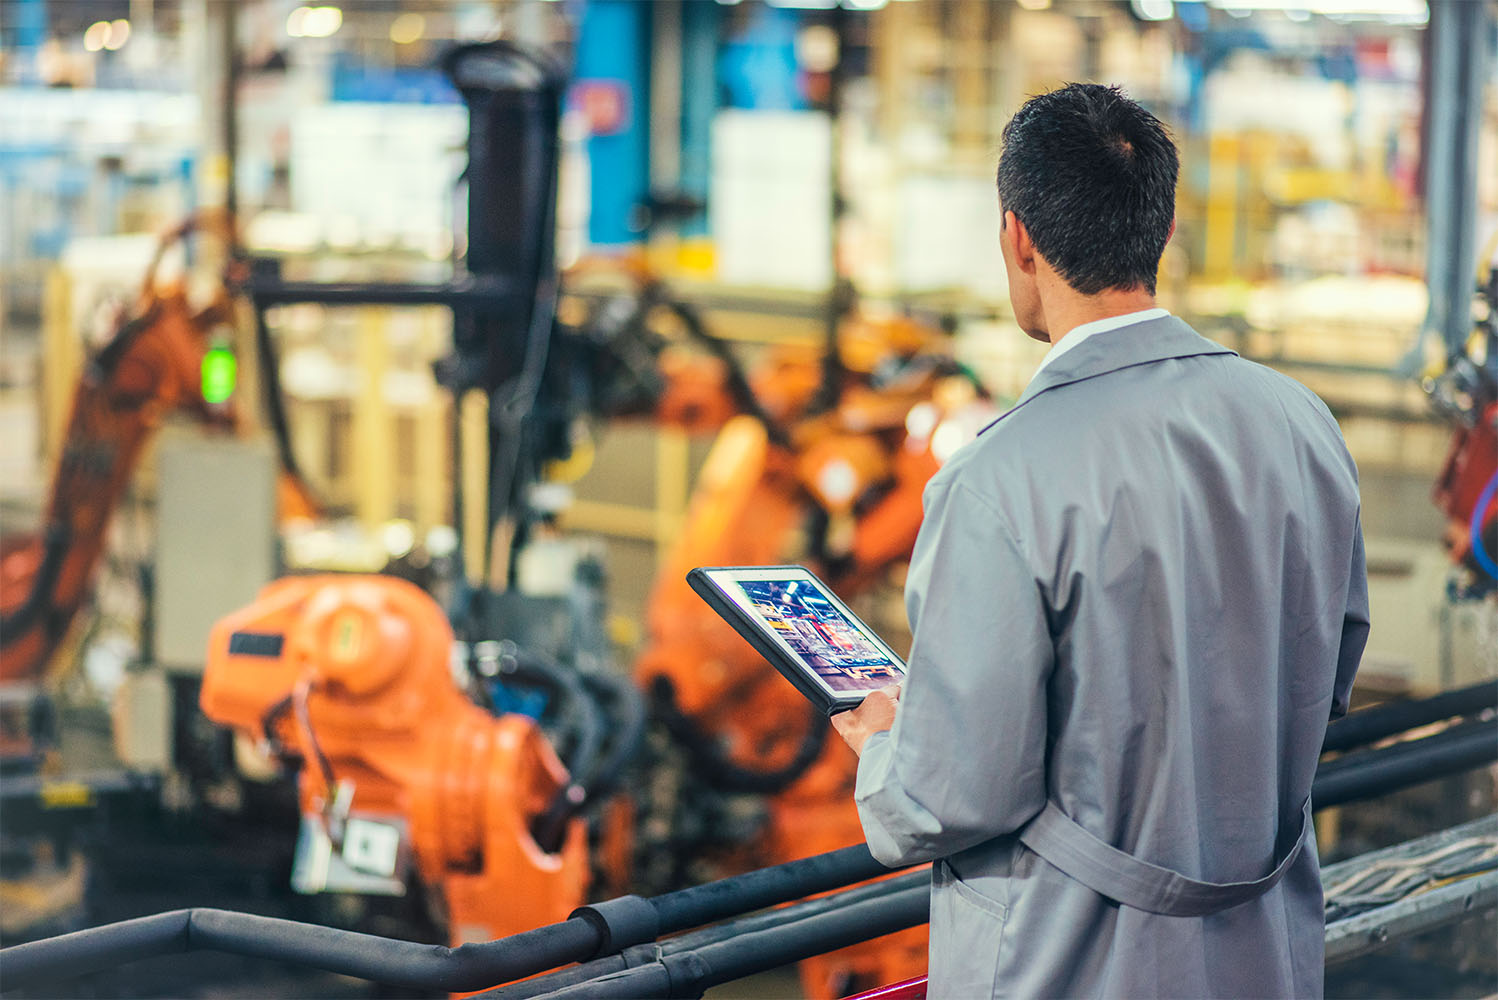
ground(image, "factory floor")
xmin=2 ymin=320 xmax=1494 ymax=999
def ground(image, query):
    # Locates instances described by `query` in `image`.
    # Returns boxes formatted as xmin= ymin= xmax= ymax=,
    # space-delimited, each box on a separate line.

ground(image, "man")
xmin=832 ymin=84 xmax=1369 ymax=998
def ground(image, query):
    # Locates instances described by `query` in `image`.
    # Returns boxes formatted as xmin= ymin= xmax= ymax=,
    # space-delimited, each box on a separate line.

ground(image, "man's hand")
xmin=831 ymin=684 xmax=902 ymax=757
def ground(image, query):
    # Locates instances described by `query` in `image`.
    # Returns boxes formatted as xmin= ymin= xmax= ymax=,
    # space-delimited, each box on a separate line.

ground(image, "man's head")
xmin=996 ymin=84 xmax=1178 ymax=340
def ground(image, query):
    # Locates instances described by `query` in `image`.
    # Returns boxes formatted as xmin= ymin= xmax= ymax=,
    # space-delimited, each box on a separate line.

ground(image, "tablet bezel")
xmin=686 ymin=565 xmax=906 ymax=715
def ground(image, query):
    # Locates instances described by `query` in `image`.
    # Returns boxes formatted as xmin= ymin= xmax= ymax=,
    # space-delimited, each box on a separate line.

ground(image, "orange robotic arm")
xmin=200 ymin=575 xmax=588 ymax=953
xmin=0 ymin=283 xmax=231 ymax=683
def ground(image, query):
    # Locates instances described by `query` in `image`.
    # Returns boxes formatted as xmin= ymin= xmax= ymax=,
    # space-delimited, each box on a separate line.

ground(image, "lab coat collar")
xmin=1010 ymin=315 xmax=1237 ymax=412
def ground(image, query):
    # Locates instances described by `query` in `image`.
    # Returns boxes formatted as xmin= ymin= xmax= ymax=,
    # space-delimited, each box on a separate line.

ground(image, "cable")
xmin=1469 ymin=468 xmax=1498 ymax=582
xmin=659 ymin=295 xmax=790 ymax=447
xmin=650 ymin=677 xmax=830 ymax=796
xmin=491 ymin=648 xmax=604 ymax=852
xmin=575 ymin=672 xmax=647 ymax=805
xmin=288 ymin=679 xmax=349 ymax=848
xmin=250 ymin=303 xmax=318 ymax=495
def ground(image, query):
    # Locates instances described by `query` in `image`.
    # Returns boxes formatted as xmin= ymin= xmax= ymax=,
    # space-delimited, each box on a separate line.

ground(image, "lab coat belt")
xmin=1017 ymin=797 xmax=1311 ymax=917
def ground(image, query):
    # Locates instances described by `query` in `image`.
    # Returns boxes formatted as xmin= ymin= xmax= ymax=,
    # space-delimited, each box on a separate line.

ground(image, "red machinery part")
xmin=0 ymin=287 xmax=230 ymax=685
xmin=1433 ymin=401 xmax=1498 ymax=576
xmin=200 ymin=575 xmax=587 ymax=951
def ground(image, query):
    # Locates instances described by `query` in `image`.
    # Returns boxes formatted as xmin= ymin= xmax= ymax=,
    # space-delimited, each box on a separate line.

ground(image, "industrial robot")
xmin=196 ymin=37 xmax=987 ymax=998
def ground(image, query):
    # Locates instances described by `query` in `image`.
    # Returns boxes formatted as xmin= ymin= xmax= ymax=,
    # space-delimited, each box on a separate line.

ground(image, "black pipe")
xmin=247 ymin=274 xmax=523 ymax=309
xmin=1314 ymin=716 xmax=1498 ymax=808
xmin=480 ymin=870 xmax=930 ymax=1000
xmin=679 ymin=883 xmax=927 ymax=996
xmin=0 ymin=907 xmax=600 ymax=996
xmin=661 ymin=869 xmax=927 ymax=954
xmin=651 ymin=843 xmax=884 ymax=933
xmin=528 ymin=882 xmax=931 ymax=1000
xmin=17 ymin=717 xmax=1493 ymax=994
xmin=1322 ymin=680 xmax=1497 ymax=753
xmin=0 ymin=834 xmax=891 ymax=994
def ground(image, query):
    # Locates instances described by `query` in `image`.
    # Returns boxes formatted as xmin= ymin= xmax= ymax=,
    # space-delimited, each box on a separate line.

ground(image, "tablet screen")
xmin=699 ymin=567 xmax=905 ymax=696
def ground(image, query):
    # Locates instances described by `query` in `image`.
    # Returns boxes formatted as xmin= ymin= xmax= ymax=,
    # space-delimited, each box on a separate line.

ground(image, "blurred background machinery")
xmin=1 ymin=1 xmax=1496 ymax=999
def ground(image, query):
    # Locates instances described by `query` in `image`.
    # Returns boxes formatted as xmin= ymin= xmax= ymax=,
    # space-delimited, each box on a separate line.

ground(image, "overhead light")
xmin=380 ymin=520 xmax=416 ymax=560
xmin=288 ymin=5 xmax=343 ymax=39
xmin=1016 ymin=0 xmax=1053 ymax=10
xmin=1132 ymin=0 xmax=1174 ymax=19
xmin=931 ymin=420 xmax=967 ymax=464
xmin=844 ymin=0 xmax=890 ymax=9
xmin=389 ymin=12 xmax=425 ymax=44
xmin=797 ymin=24 xmax=840 ymax=72
xmin=905 ymin=402 xmax=939 ymax=442
xmin=84 ymin=20 xmax=110 ymax=52
xmin=105 ymin=18 xmax=130 ymax=50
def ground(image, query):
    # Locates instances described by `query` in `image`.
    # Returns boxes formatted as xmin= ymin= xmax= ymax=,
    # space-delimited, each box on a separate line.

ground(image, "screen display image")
xmin=735 ymin=578 xmax=903 ymax=693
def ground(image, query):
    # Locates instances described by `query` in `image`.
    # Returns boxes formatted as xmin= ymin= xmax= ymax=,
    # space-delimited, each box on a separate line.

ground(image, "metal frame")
xmin=1323 ymin=813 xmax=1498 ymax=964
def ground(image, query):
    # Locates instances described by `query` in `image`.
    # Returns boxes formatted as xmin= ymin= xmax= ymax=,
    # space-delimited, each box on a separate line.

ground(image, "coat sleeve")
xmin=854 ymin=478 xmax=1054 ymax=868
xmin=1329 ymin=510 xmax=1369 ymax=720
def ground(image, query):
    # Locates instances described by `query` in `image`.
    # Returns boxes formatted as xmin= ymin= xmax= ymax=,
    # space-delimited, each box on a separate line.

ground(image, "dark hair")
xmin=997 ymin=83 xmax=1178 ymax=296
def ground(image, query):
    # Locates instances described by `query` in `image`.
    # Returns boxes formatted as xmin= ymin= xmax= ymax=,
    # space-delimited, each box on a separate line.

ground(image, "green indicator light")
xmin=202 ymin=345 xmax=237 ymax=404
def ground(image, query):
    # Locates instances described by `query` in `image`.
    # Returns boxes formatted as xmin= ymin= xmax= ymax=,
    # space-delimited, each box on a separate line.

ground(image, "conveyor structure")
xmin=1322 ymin=813 xmax=1498 ymax=965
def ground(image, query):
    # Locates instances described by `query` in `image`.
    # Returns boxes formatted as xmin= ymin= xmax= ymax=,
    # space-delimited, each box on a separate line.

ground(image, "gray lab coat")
xmin=855 ymin=315 xmax=1369 ymax=999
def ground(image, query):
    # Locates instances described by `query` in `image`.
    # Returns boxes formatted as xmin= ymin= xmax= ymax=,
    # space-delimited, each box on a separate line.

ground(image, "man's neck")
xmin=1039 ymin=282 xmax=1159 ymax=347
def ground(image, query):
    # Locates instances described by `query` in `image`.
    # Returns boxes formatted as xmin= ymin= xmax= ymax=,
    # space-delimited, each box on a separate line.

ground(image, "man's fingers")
xmin=833 ymin=686 xmax=902 ymax=757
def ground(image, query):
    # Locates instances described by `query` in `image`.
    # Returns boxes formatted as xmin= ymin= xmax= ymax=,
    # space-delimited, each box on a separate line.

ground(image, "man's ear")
xmin=1004 ymin=210 xmax=1037 ymax=276
xmin=1167 ymin=216 xmax=1177 ymax=243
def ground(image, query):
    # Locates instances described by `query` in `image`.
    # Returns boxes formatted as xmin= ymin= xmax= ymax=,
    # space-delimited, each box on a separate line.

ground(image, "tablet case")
xmin=686 ymin=565 xmax=888 ymax=716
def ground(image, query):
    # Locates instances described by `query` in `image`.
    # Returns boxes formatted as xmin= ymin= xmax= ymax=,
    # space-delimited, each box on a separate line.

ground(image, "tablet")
xmin=687 ymin=565 xmax=906 ymax=716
